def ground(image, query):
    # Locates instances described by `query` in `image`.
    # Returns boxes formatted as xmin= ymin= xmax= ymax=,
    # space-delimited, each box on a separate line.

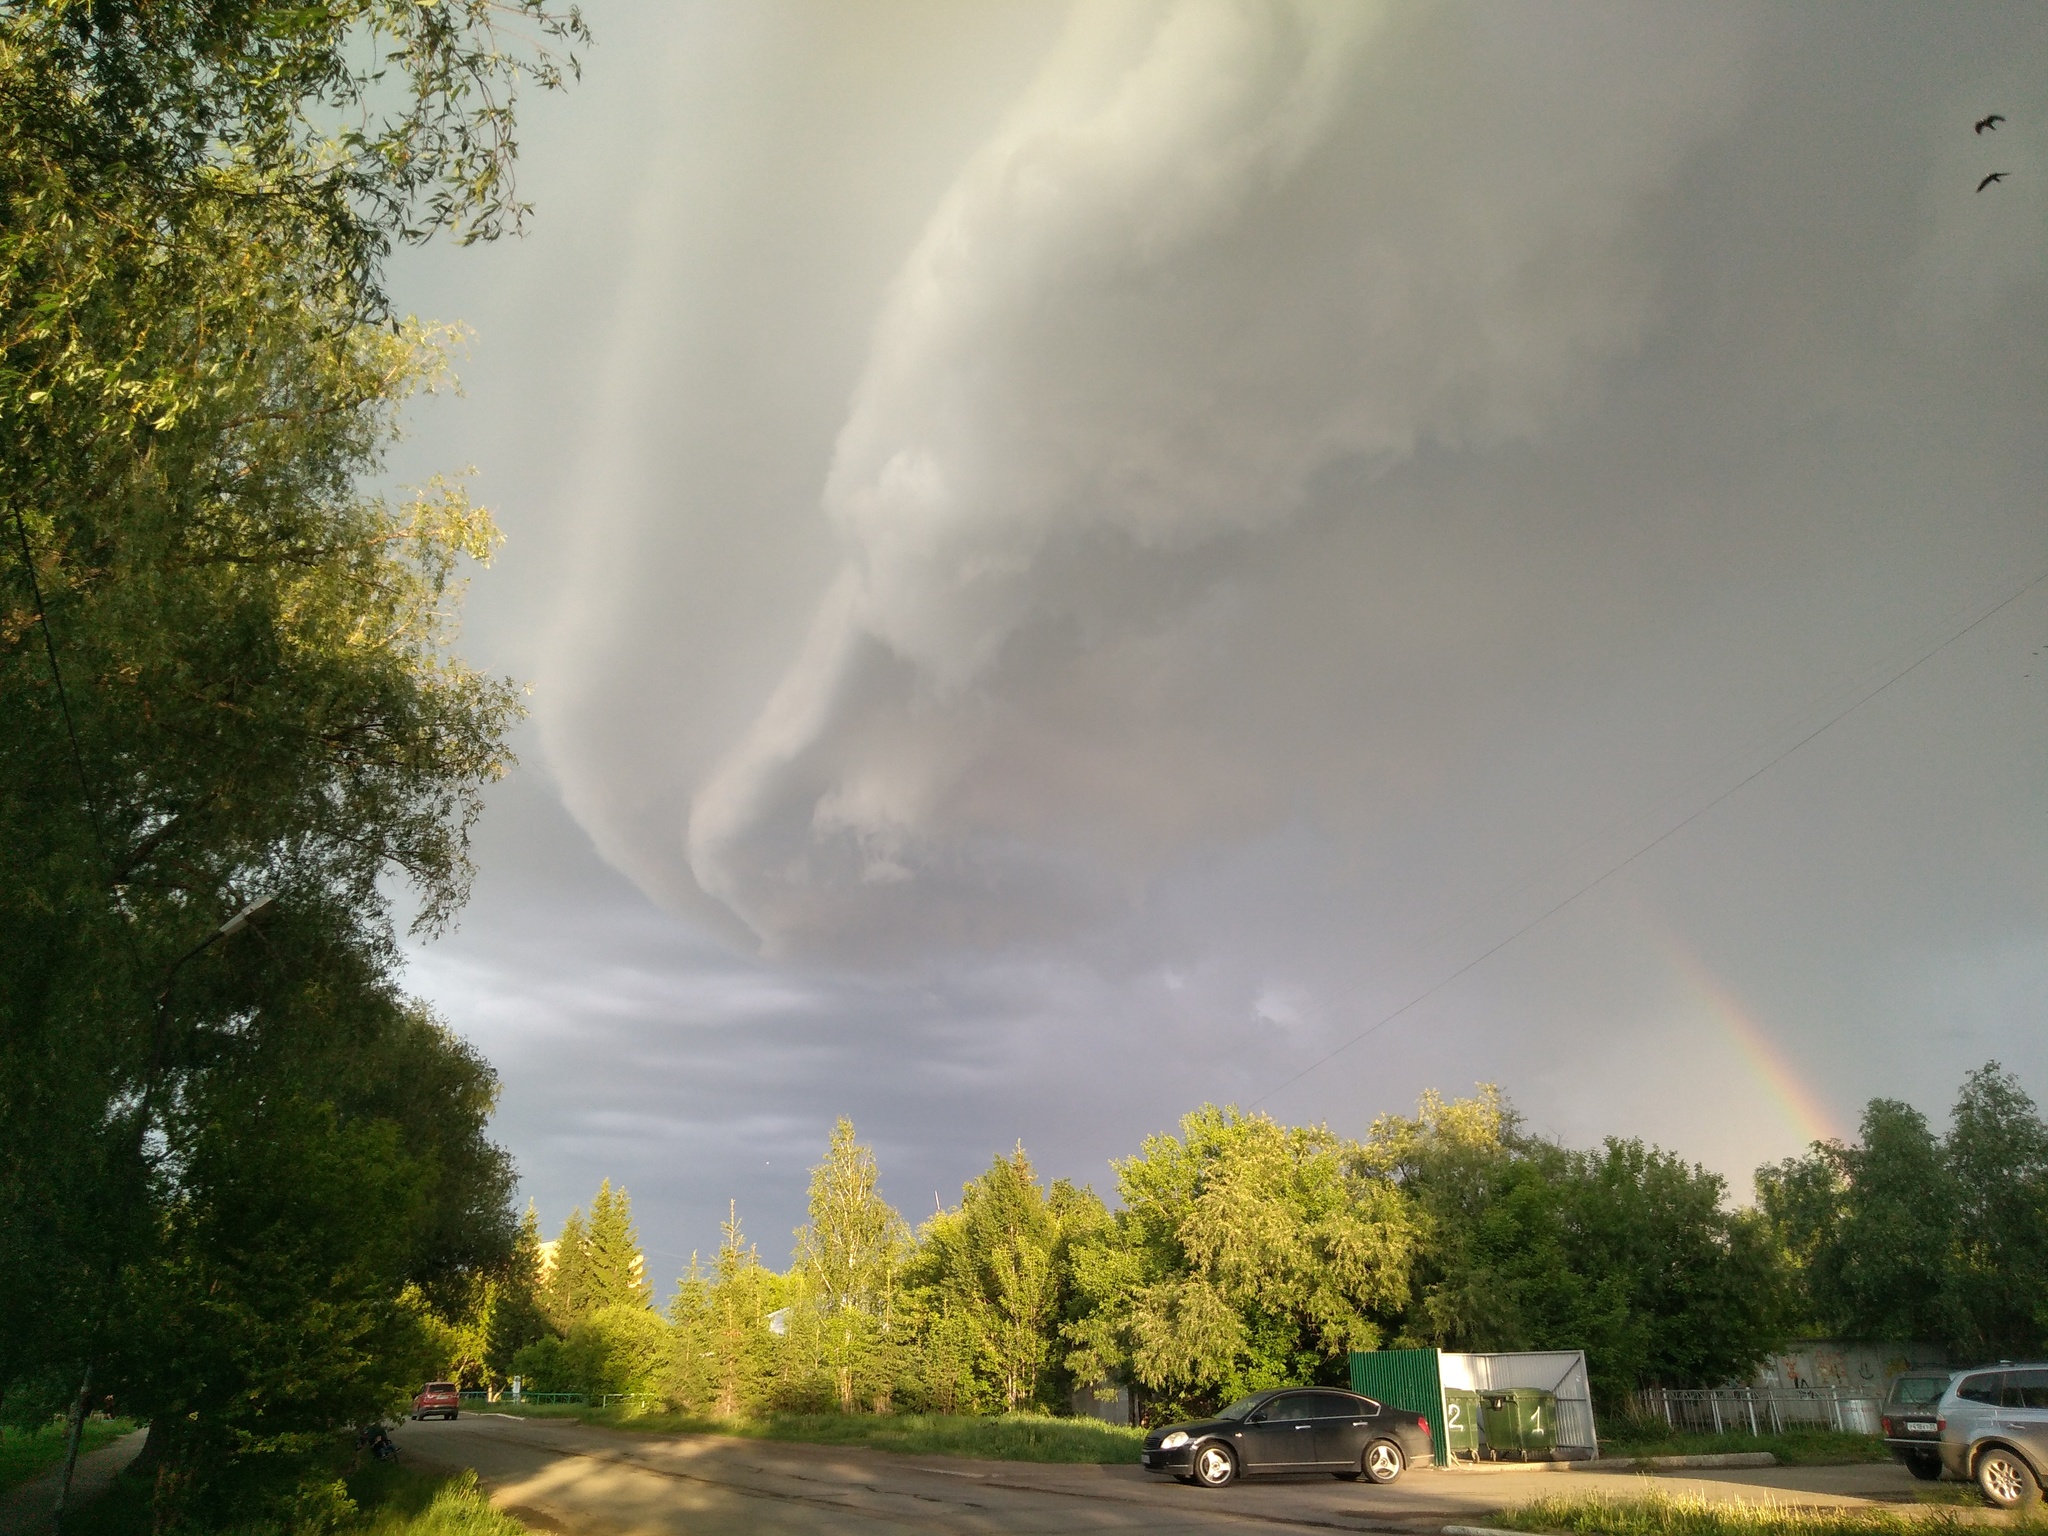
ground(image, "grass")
xmin=477 ymin=1400 xmax=1147 ymax=1463
xmin=0 ymin=1418 xmax=140 ymax=1494
xmin=1599 ymin=1425 xmax=1891 ymax=1467
xmin=58 ymin=1453 xmax=527 ymax=1536
xmin=1500 ymin=1492 xmax=2014 ymax=1536
xmin=353 ymin=1466 xmax=527 ymax=1536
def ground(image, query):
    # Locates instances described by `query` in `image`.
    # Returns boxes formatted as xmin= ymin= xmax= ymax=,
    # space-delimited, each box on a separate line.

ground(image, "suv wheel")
xmin=1906 ymin=1452 xmax=1941 ymax=1482
xmin=1977 ymin=1448 xmax=2037 ymax=1509
xmin=1192 ymin=1442 xmax=1237 ymax=1488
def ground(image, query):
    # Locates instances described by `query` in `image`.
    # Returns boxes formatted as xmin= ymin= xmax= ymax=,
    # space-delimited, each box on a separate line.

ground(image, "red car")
xmin=411 ymin=1382 xmax=461 ymax=1421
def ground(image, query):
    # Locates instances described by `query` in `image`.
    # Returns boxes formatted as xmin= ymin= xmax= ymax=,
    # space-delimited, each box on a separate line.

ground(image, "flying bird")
xmin=1978 ymin=171 xmax=2008 ymax=192
xmin=1975 ymin=114 xmax=2005 ymax=134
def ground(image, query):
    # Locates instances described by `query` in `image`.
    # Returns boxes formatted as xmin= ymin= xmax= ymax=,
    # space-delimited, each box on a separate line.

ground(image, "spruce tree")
xmin=546 ymin=1209 xmax=591 ymax=1330
xmin=586 ymin=1180 xmax=652 ymax=1311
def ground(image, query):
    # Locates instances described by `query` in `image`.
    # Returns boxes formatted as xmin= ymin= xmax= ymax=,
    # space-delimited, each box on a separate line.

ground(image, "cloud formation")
xmin=383 ymin=0 xmax=2048 ymax=1256
xmin=659 ymin=1 xmax=1756 ymax=952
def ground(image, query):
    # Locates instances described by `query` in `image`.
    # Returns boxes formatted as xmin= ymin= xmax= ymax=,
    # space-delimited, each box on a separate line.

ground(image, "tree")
xmin=669 ymin=1203 xmax=779 ymax=1418
xmin=1756 ymin=1063 xmax=2048 ymax=1361
xmin=1064 ymin=1106 xmax=1417 ymax=1420
xmin=586 ymin=1180 xmax=653 ymax=1312
xmin=1371 ymin=1088 xmax=1783 ymax=1408
xmin=109 ymin=995 xmax=516 ymax=1522
xmin=486 ymin=1204 xmax=557 ymax=1382
xmin=904 ymin=1147 xmax=1067 ymax=1413
xmin=1758 ymin=1100 xmax=1955 ymax=1345
xmin=790 ymin=1120 xmax=908 ymax=1412
xmin=545 ymin=1210 xmax=593 ymax=1330
xmin=1 ymin=1 xmax=586 ymax=1512
xmin=1943 ymin=1064 xmax=2048 ymax=1359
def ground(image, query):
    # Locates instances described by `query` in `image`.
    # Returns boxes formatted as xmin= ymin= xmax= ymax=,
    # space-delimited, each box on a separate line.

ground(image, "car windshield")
xmin=1214 ymin=1396 xmax=1269 ymax=1421
xmin=1889 ymin=1376 xmax=1948 ymax=1406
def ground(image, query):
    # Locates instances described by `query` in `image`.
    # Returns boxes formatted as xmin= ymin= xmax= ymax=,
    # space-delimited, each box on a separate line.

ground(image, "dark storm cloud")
xmin=389 ymin=0 xmax=2048 ymax=1260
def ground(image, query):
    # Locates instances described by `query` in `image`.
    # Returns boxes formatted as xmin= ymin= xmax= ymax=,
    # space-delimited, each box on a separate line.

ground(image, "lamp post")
xmin=51 ymin=893 xmax=275 ymax=1529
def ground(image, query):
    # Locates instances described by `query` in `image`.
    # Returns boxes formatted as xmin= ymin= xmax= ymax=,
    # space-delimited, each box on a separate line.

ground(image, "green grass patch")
xmin=1599 ymin=1425 xmax=1890 ymax=1467
xmin=353 ymin=1467 xmax=526 ymax=1536
xmin=478 ymin=1401 xmax=1146 ymax=1463
xmin=54 ymin=1442 xmax=527 ymax=1536
xmin=1500 ymin=1493 xmax=1997 ymax=1536
xmin=0 ymin=1418 xmax=140 ymax=1494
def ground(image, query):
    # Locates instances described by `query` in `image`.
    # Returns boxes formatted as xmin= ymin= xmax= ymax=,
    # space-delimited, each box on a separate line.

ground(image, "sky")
xmin=382 ymin=0 xmax=2048 ymax=1282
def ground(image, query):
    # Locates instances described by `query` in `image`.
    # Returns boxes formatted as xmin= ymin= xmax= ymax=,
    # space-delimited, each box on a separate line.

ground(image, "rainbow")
xmin=1660 ymin=942 xmax=1841 ymax=1148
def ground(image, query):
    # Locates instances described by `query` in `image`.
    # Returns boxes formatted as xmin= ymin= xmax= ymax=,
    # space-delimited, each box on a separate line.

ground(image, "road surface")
xmin=395 ymin=1414 xmax=1927 ymax=1536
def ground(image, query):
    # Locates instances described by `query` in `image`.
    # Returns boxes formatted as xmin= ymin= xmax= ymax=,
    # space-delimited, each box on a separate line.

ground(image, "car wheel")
xmin=1363 ymin=1439 xmax=1406 ymax=1485
xmin=1192 ymin=1442 xmax=1237 ymax=1488
xmin=448 ymin=1411 xmax=459 ymax=1421
xmin=1977 ymin=1448 xmax=2037 ymax=1509
xmin=1906 ymin=1453 xmax=1941 ymax=1482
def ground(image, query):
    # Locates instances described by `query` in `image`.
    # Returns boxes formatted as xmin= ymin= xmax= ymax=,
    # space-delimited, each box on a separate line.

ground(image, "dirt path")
xmin=0 ymin=1430 xmax=148 ymax=1536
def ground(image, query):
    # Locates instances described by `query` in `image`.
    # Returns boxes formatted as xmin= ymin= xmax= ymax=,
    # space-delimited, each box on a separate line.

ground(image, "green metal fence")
xmin=1350 ymin=1349 xmax=1447 ymax=1464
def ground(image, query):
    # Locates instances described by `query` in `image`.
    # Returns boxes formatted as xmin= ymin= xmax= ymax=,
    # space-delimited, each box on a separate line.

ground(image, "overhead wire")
xmin=1244 ymin=554 xmax=2048 ymax=1114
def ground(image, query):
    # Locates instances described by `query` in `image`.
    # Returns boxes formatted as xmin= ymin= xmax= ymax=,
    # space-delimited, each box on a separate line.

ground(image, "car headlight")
xmin=1160 ymin=1431 xmax=1188 ymax=1450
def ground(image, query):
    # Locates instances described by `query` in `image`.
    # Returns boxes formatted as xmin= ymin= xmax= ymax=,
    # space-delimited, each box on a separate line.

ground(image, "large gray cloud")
xmin=388 ymin=0 xmax=2048 ymax=1258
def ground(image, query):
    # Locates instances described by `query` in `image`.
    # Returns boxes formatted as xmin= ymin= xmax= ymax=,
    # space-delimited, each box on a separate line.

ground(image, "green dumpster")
xmin=1479 ymin=1388 xmax=1557 ymax=1461
xmin=1442 ymin=1388 xmax=1482 ymax=1461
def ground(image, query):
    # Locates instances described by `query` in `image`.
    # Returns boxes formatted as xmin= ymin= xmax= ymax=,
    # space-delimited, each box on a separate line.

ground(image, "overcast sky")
xmin=384 ymin=0 xmax=2048 ymax=1281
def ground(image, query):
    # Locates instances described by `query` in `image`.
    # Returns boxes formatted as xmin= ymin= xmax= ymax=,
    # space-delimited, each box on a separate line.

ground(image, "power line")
xmin=1247 ymin=556 xmax=2048 ymax=1114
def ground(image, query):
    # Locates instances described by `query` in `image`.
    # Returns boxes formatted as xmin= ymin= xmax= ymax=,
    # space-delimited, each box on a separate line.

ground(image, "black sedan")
xmin=1140 ymin=1387 xmax=1433 ymax=1488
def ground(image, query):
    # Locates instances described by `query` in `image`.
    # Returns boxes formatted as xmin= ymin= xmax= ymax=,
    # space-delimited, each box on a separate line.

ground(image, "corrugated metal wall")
xmin=1349 ymin=1349 xmax=1447 ymax=1464
xmin=1440 ymin=1350 xmax=1599 ymax=1456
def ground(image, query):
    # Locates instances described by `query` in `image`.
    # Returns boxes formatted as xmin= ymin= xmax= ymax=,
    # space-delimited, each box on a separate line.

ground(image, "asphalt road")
xmin=395 ymin=1414 xmax=1928 ymax=1536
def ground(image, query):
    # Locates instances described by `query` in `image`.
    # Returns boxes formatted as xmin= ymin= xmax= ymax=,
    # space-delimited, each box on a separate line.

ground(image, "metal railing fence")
xmin=1635 ymin=1387 xmax=1881 ymax=1437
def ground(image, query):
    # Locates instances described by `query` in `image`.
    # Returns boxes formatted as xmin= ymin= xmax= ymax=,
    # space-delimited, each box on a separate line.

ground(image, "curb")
xmin=1576 ymin=1451 xmax=1778 ymax=1470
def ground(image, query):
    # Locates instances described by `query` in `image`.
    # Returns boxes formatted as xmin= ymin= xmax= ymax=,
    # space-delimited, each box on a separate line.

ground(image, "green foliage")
xmin=789 ymin=1120 xmax=909 ymax=1412
xmin=0 ymin=1417 xmax=137 ymax=1494
xmin=1500 ymin=1493 xmax=1980 ymax=1536
xmin=543 ymin=1210 xmax=592 ymax=1330
xmin=1757 ymin=1063 xmax=2048 ymax=1360
xmin=506 ymin=1337 xmax=574 ymax=1396
xmin=1063 ymin=1104 xmax=1418 ymax=1418
xmin=562 ymin=1306 xmax=666 ymax=1401
xmin=668 ymin=1204 xmax=780 ymax=1417
xmin=0 ymin=0 xmax=581 ymax=1521
xmin=584 ymin=1181 xmax=653 ymax=1313
xmin=1368 ymin=1089 xmax=1781 ymax=1407
xmin=902 ymin=1148 xmax=1080 ymax=1414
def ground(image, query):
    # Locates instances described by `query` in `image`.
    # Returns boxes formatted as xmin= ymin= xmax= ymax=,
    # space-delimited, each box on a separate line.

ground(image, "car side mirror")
xmin=1246 ymin=1408 xmax=1268 ymax=1424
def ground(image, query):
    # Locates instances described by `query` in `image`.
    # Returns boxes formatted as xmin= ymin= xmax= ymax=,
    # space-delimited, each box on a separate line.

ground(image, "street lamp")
xmin=51 ymin=893 xmax=276 ymax=1529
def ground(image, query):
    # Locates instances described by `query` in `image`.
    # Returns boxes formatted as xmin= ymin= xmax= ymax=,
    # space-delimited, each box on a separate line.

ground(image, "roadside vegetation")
xmin=1 ymin=1 xmax=583 ymax=1531
xmin=1500 ymin=1495 xmax=1996 ymax=1536
xmin=489 ymin=1066 xmax=2048 ymax=1436
xmin=478 ymin=1400 xmax=1143 ymax=1464
xmin=1596 ymin=1423 xmax=1889 ymax=1466
xmin=0 ymin=1418 xmax=137 ymax=1493
xmin=60 ymin=1458 xmax=521 ymax=1536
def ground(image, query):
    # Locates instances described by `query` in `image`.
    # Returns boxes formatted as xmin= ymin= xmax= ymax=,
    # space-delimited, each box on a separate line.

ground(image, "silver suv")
xmin=1938 ymin=1365 xmax=2048 ymax=1509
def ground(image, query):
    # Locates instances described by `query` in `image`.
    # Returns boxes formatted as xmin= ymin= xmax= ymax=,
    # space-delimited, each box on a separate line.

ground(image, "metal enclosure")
xmin=1352 ymin=1349 xmax=1599 ymax=1462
